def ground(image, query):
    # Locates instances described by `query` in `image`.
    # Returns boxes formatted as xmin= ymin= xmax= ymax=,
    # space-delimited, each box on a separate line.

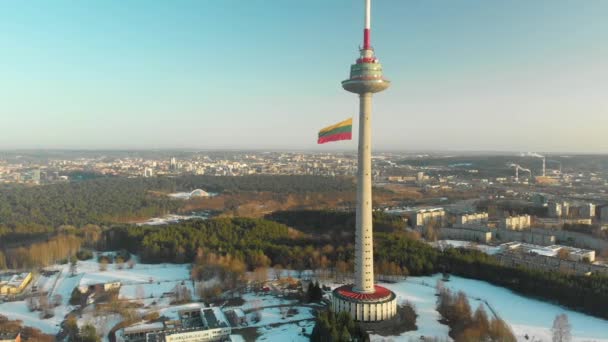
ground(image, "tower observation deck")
xmin=331 ymin=0 xmax=397 ymax=322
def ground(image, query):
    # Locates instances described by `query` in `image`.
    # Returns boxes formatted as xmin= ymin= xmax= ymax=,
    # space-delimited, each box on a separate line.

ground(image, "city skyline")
xmin=1 ymin=0 xmax=607 ymax=152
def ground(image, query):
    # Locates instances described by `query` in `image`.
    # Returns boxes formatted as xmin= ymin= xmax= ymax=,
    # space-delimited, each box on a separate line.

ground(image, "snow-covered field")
xmin=0 ymin=257 xmax=192 ymax=338
xmin=0 ymin=268 xmax=79 ymax=334
xmin=3 ymin=256 xmax=607 ymax=342
xmin=246 ymin=306 xmax=314 ymax=328
xmin=378 ymin=278 xmax=450 ymax=340
xmin=256 ymin=321 xmax=315 ymax=341
xmin=374 ymin=274 xmax=608 ymax=342
xmin=0 ymin=300 xmax=63 ymax=334
xmin=240 ymin=292 xmax=299 ymax=311
xmin=226 ymin=291 xmax=317 ymax=341
xmin=435 ymin=239 xmax=501 ymax=255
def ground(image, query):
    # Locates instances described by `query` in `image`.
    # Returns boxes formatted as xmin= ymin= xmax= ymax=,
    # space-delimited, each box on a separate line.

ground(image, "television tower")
xmin=332 ymin=0 xmax=397 ymax=322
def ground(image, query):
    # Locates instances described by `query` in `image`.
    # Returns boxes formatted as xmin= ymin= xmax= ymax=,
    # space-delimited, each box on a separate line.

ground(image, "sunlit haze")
xmin=1 ymin=0 xmax=606 ymax=152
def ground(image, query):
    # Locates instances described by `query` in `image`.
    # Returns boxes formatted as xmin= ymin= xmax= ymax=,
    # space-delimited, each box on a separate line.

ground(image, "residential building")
xmin=440 ymin=227 xmax=492 ymax=243
xmin=123 ymin=307 xmax=231 ymax=342
xmin=454 ymin=212 xmax=488 ymax=227
xmin=601 ymin=206 xmax=608 ymax=223
xmin=499 ymin=215 xmax=531 ymax=230
xmin=409 ymin=208 xmax=446 ymax=228
xmin=0 ymin=273 xmax=32 ymax=295
xmin=580 ymin=203 xmax=596 ymax=218
xmin=548 ymin=201 xmax=569 ymax=218
xmin=0 ymin=332 xmax=21 ymax=342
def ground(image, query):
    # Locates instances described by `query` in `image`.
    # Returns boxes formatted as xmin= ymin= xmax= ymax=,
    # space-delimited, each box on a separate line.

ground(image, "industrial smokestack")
xmin=527 ymin=152 xmax=545 ymax=177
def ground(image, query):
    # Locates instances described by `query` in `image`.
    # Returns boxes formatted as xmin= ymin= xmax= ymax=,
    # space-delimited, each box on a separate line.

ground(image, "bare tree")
xmin=38 ymin=295 xmax=49 ymax=311
xmin=552 ymin=313 xmax=571 ymax=342
xmin=279 ymin=306 xmax=288 ymax=319
xmin=173 ymin=284 xmax=192 ymax=303
xmin=424 ymin=224 xmax=438 ymax=242
xmin=69 ymin=257 xmax=78 ymax=277
xmin=26 ymin=296 xmax=37 ymax=312
xmin=252 ymin=267 xmax=268 ymax=285
xmin=135 ymin=285 xmax=145 ymax=301
xmin=116 ymin=256 xmax=125 ymax=270
xmin=38 ymin=295 xmax=54 ymax=319
xmin=436 ymin=279 xmax=445 ymax=295
xmin=557 ymin=249 xmax=571 ymax=261
xmin=52 ymin=294 xmax=63 ymax=307
xmin=273 ymin=264 xmax=283 ymax=280
xmin=99 ymin=259 xmax=108 ymax=271
xmin=251 ymin=299 xmax=263 ymax=323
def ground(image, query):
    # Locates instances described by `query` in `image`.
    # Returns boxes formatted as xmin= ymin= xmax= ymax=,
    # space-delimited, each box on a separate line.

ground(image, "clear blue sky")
xmin=1 ymin=0 xmax=606 ymax=152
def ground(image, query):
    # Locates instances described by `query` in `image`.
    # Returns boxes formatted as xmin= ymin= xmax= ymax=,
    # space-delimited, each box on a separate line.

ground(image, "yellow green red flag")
xmin=318 ymin=118 xmax=352 ymax=144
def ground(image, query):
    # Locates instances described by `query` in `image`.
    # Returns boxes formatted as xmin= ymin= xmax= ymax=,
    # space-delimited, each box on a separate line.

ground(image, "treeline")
xmin=0 ymin=175 xmax=354 ymax=241
xmin=102 ymin=218 xmax=294 ymax=265
xmin=0 ymin=178 xmax=178 ymax=236
xmin=171 ymin=175 xmax=355 ymax=194
xmin=100 ymin=216 xmax=432 ymax=278
xmin=266 ymin=209 xmax=405 ymax=235
xmin=436 ymin=284 xmax=515 ymax=341
xmin=0 ymin=225 xmax=102 ymax=269
xmin=440 ymin=248 xmax=608 ymax=320
xmin=4 ymin=235 xmax=82 ymax=269
xmin=101 ymin=211 xmax=608 ymax=320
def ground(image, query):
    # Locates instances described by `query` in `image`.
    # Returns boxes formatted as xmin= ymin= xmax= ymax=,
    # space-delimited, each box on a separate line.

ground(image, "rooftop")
xmin=333 ymin=284 xmax=395 ymax=302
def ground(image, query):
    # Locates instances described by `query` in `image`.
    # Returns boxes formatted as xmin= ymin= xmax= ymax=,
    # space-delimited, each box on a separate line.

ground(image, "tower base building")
xmin=332 ymin=285 xmax=397 ymax=322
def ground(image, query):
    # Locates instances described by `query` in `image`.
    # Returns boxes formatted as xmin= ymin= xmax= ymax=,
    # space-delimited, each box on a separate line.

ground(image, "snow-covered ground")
xmin=168 ymin=191 xmax=217 ymax=200
xmin=68 ymin=258 xmax=191 ymax=288
xmin=0 ymin=269 xmax=79 ymax=334
xmin=377 ymin=278 xmax=450 ymax=341
xmin=435 ymin=239 xmax=501 ymax=255
xmin=3 ymin=257 xmax=607 ymax=342
xmin=0 ymin=300 xmax=62 ymax=334
xmin=239 ymin=292 xmax=299 ymax=311
xmin=136 ymin=213 xmax=208 ymax=226
xmin=246 ymin=306 xmax=314 ymax=328
xmin=375 ymin=274 xmax=608 ymax=342
xmin=226 ymin=290 xmax=317 ymax=341
xmin=0 ymin=258 xmax=192 ymax=337
xmin=255 ymin=320 xmax=315 ymax=341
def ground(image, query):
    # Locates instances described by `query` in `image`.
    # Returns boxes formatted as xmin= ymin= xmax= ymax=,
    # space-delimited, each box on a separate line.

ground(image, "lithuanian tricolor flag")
xmin=318 ymin=118 xmax=353 ymax=144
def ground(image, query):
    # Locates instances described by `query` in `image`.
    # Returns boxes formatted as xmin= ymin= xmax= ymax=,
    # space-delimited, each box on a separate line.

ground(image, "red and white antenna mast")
xmin=363 ymin=0 xmax=371 ymax=50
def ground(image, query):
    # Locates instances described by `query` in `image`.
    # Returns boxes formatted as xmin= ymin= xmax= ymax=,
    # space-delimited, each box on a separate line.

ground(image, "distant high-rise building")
xmin=417 ymin=171 xmax=425 ymax=182
xmin=548 ymin=202 xmax=562 ymax=218
xmin=455 ymin=212 xmax=489 ymax=227
xmin=32 ymin=169 xmax=41 ymax=184
xmin=144 ymin=168 xmax=154 ymax=178
xmin=600 ymin=206 xmax=608 ymax=223
xmin=548 ymin=201 xmax=570 ymax=218
xmin=580 ymin=203 xmax=596 ymax=218
xmin=170 ymin=157 xmax=177 ymax=170
xmin=562 ymin=202 xmax=570 ymax=218
xmin=499 ymin=215 xmax=531 ymax=230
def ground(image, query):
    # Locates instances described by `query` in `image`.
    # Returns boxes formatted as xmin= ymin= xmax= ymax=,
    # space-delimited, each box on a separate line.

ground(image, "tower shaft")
xmin=331 ymin=0 xmax=397 ymax=322
xmin=354 ymin=93 xmax=374 ymax=293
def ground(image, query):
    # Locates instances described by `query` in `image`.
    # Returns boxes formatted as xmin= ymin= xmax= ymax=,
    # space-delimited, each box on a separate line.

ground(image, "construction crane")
xmin=508 ymin=163 xmax=532 ymax=182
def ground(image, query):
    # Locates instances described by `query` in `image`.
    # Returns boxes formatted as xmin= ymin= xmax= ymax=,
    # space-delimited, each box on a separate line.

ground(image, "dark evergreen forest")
xmin=0 ymin=175 xmax=354 ymax=240
xmin=99 ymin=211 xmax=608 ymax=320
